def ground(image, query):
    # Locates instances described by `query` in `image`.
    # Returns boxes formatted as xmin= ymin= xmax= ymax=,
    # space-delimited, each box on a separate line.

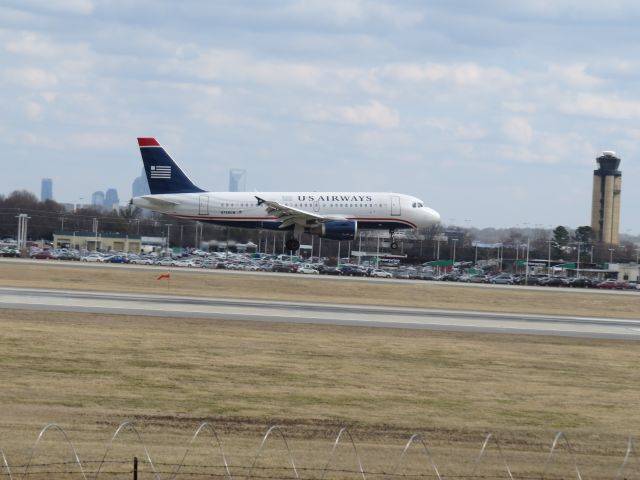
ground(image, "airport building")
xmin=53 ymin=230 xmax=141 ymax=252
xmin=590 ymin=151 xmax=622 ymax=245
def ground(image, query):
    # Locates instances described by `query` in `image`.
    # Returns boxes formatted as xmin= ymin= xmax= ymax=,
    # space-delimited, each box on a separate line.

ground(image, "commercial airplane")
xmin=132 ymin=138 xmax=440 ymax=251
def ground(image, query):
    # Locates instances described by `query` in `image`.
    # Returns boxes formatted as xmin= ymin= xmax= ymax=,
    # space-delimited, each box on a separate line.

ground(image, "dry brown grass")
xmin=0 ymin=308 xmax=639 ymax=478
xmin=1 ymin=261 xmax=639 ymax=478
xmin=1 ymin=261 xmax=639 ymax=319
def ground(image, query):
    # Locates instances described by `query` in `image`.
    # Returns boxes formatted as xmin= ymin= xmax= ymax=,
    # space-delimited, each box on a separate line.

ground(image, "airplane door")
xmin=390 ymin=195 xmax=401 ymax=216
xmin=198 ymin=195 xmax=209 ymax=216
xmin=313 ymin=200 xmax=320 ymax=212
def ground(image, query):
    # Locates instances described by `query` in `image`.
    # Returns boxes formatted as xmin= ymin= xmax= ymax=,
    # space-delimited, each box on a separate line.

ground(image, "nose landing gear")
xmin=389 ymin=229 xmax=398 ymax=251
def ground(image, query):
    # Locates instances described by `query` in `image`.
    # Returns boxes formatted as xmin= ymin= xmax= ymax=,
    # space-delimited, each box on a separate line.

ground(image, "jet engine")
xmin=314 ymin=220 xmax=357 ymax=240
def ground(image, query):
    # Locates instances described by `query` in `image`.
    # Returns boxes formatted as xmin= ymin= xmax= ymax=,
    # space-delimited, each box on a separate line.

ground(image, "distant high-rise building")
xmin=104 ymin=188 xmax=120 ymax=210
xmin=132 ymin=168 xmax=150 ymax=197
xmin=590 ymin=151 xmax=622 ymax=245
xmin=41 ymin=178 xmax=53 ymax=201
xmin=92 ymin=191 xmax=105 ymax=208
xmin=229 ymin=169 xmax=246 ymax=192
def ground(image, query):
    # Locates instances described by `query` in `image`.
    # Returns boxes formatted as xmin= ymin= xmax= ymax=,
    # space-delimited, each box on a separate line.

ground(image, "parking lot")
xmin=7 ymin=244 xmax=639 ymax=292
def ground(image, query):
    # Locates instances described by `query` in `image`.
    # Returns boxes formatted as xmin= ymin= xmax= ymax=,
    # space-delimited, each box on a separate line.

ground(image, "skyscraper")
xmin=92 ymin=191 xmax=105 ymax=208
xmin=104 ymin=188 xmax=120 ymax=210
xmin=229 ymin=168 xmax=246 ymax=192
xmin=132 ymin=168 xmax=150 ymax=197
xmin=590 ymin=151 xmax=622 ymax=245
xmin=41 ymin=178 xmax=53 ymax=201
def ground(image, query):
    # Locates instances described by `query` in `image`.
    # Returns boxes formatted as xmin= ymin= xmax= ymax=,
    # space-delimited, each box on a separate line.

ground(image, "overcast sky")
xmin=1 ymin=1 xmax=639 ymax=232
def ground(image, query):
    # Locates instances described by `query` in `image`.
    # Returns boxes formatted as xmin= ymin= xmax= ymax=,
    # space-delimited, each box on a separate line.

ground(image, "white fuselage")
xmin=133 ymin=191 xmax=440 ymax=232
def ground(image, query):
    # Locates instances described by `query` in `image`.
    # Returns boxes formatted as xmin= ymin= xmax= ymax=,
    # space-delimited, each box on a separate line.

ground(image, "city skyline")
xmin=1 ymin=2 xmax=639 ymax=233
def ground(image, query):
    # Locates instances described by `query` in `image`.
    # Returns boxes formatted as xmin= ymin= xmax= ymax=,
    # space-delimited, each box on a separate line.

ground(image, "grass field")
xmin=1 ymin=261 xmax=639 ymax=318
xmin=0 ymin=261 xmax=639 ymax=478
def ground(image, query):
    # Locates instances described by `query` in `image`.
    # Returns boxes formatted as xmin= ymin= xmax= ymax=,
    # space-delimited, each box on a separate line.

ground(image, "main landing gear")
xmin=285 ymin=237 xmax=300 ymax=251
xmin=389 ymin=229 xmax=398 ymax=251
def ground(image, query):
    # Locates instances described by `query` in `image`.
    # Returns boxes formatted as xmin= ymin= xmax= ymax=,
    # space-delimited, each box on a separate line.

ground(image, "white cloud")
xmin=498 ymin=132 xmax=595 ymax=165
xmin=378 ymin=62 xmax=515 ymax=89
xmin=67 ymin=132 xmax=130 ymax=149
xmin=25 ymin=101 xmax=44 ymax=121
xmin=502 ymin=117 xmax=533 ymax=144
xmin=13 ymin=0 xmax=95 ymax=15
xmin=283 ymin=0 xmax=424 ymax=28
xmin=547 ymin=64 xmax=603 ymax=88
xmin=420 ymin=118 xmax=488 ymax=141
xmin=7 ymin=68 xmax=58 ymax=88
xmin=501 ymin=101 xmax=537 ymax=114
xmin=308 ymin=100 xmax=399 ymax=129
xmin=558 ymin=93 xmax=640 ymax=120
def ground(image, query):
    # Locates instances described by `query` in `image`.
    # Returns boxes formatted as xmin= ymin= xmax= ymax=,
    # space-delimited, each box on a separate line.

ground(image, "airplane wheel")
xmin=390 ymin=242 xmax=398 ymax=250
xmin=285 ymin=238 xmax=300 ymax=251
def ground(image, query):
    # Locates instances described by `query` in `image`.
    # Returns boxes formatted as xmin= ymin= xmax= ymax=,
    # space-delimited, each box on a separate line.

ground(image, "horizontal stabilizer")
xmin=137 ymin=196 xmax=179 ymax=207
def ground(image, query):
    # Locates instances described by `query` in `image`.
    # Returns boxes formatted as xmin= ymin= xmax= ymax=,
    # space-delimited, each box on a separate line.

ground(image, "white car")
xmin=298 ymin=265 xmax=319 ymax=274
xmin=370 ymin=269 xmax=393 ymax=278
xmin=130 ymin=257 xmax=154 ymax=265
xmin=81 ymin=254 xmax=102 ymax=262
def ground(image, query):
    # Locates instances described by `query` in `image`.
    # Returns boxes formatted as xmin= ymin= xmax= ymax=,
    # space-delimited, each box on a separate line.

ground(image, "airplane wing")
xmin=256 ymin=196 xmax=327 ymax=229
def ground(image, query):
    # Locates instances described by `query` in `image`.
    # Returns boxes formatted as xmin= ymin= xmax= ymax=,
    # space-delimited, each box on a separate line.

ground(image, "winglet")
xmin=255 ymin=196 xmax=265 ymax=206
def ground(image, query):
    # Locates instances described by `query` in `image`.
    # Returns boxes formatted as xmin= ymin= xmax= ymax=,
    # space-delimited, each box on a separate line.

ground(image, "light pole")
xmin=575 ymin=242 xmax=582 ymax=278
xmin=608 ymin=248 xmax=615 ymax=264
xmin=547 ymin=239 xmax=553 ymax=277
xmin=451 ymin=238 xmax=458 ymax=264
xmin=165 ymin=224 xmax=173 ymax=253
xmin=525 ymin=238 xmax=530 ymax=285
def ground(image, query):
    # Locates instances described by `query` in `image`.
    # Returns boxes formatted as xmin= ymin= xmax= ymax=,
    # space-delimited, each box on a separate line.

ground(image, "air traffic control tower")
xmin=590 ymin=151 xmax=622 ymax=245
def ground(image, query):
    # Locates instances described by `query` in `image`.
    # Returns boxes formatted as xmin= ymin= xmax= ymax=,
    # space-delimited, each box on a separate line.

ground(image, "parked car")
xmin=596 ymin=279 xmax=626 ymax=289
xmin=338 ymin=265 xmax=367 ymax=276
xmin=31 ymin=250 xmax=53 ymax=259
xmin=107 ymin=255 xmax=129 ymax=264
xmin=467 ymin=274 xmax=487 ymax=283
xmin=80 ymin=253 xmax=102 ymax=262
xmin=567 ymin=277 xmax=593 ymax=288
xmin=370 ymin=269 xmax=393 ymax=278
xmin=57 ymin=252 xmax=79 ymax=261
xmin=130 ymin=257 xmax=154 ymax=265
xmin=539 ymin=276 xmax=567 ymax=287
xmin=155 ymin=257 xmax=175 ymax=266
xmin=490 ymin=274 xmax=514 ymax=285
xmin=317 ymin=266 xmax=341 ymax=275
xmin=298 ymin=264 xmax=319 ymax=274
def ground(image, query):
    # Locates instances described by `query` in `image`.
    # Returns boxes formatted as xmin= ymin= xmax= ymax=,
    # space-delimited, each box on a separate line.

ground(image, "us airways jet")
xmin=132 ymin=138 xmax=440 ymax=251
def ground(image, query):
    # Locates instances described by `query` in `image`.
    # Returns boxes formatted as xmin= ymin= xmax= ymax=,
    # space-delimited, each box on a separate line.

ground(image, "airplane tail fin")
xmin=137 ymin=138 xmax=204 ymax=194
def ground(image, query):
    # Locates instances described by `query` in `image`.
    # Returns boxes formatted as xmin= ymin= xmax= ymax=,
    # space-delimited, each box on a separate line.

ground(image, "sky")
xmin=1 ymin=0 xmax=639 ymax=233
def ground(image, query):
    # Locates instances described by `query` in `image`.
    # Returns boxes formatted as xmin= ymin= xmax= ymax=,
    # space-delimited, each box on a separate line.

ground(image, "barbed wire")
xmin=0 ymin=422 xmax=637 ymax=480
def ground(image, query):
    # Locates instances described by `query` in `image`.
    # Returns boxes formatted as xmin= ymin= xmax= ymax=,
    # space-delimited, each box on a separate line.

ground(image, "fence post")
xmin=133 ymin=456 xmax=138 ymax=480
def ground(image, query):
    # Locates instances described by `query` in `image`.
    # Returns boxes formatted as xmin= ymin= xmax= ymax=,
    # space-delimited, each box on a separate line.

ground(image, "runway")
xmin=1 ymin=287 xmax=639 ymax=340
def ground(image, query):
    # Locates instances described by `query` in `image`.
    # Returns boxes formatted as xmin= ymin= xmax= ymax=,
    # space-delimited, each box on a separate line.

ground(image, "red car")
xmin=30 ymin=250 xmax=53 ymax=259
xmin=596 ymin=279 xmax=625 ymax=289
